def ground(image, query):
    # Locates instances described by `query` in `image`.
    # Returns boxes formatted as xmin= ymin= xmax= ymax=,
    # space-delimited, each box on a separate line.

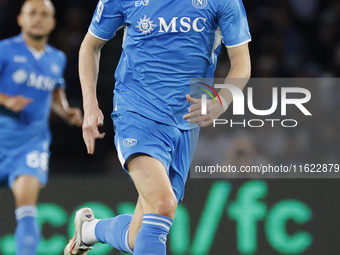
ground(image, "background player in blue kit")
xmin=0 ymin=0 xmax=83 ymax=254
xmin=65 ymin=0 xmax=251 ymax=254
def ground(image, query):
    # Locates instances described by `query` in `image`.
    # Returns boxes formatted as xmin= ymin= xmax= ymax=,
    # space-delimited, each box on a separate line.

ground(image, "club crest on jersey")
xmin=159 ymin=234 xmax=167 ymax=244
xmin=123 ymin=138 xmax=138 ymax=147
xmin=136 ymin=15 xmax=157 ymax=35
xmin=192 ymin=0 xmax=207 ymax=9
xmin=50 ymin=64 xmax=60 ymax=74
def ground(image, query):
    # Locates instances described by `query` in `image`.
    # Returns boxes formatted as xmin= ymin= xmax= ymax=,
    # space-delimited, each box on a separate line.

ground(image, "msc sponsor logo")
xmin=12 ymin=69 xmax=57 ymax=91
xmin=12 ymin=69 xmax=28 ymax=84
xmin=159 ymin=17 xmax=206 ymax=33
xmin=136 ymin=15 xmax=157 ymax=35
xmin=27 ymin=73 xmax=56 ymax=91
xmin=136 ymin=16 xmax=207 ymax=34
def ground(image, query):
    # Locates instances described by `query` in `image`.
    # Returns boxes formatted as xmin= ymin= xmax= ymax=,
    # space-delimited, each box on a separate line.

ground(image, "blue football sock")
xmin=133 ymin=213 xmax=173 ymax=255
xmin=14 ymin=205 xmax=40 ymax=255
xmin=95 ymin=214 xmax=134 ymax=254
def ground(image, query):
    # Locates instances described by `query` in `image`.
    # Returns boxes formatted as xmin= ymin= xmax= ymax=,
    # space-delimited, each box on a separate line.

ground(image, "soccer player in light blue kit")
xmin=65 ymin=0 xmax=251 ymax=254
xmin=0 ymin=1 xmax=83 ymax=254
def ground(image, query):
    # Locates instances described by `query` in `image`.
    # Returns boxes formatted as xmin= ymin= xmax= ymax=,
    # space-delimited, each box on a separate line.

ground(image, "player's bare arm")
xmin=0 ymin=93 xmax=33 ymax=112
xmin=51 ymin=88 xmax=83 ymax=126
xmin=220 ymin=43 xmax=251 ymax=104
xmin=79 ymin=32 xmax=107 ymax=154
xmin=183 ymin=43 xmax=251 ymax=127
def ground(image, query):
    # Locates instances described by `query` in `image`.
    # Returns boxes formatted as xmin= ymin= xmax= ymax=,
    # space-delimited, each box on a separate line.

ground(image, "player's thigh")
xmin=127 ymin=154 xmax=177 ymax=215
xmin=114 ymin=111 xmax=180 ymax=214
xmin=113 ymin=112 xmax=178 ymax=172
xmin=9 ymin=139 xmax=50 ymax=185
xmin=8 ymin=140 xmax=50 ymax=207
xmin=11 ymin=175 xmax=41 ymax=207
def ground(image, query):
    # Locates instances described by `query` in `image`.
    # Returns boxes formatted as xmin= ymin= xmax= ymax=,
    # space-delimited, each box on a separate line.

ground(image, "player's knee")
xmin=154 ymin=195 xmax=177 ymax=218
xmin=12 ymin=176 xmax=40 ymax=207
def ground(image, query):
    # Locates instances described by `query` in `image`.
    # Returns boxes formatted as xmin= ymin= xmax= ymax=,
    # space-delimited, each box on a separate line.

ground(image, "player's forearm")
xmin=52 ymin=88 xmax=70 ymax=119
xmin=79 ymin=33 xmax=104 ymax=111
xmin=0 ymin=93 xmax=11 ymax=106
xmin=219 ymin=44 xmax=251 ymax=106
xmin=219 ymin=63 xmax=251 ymax=106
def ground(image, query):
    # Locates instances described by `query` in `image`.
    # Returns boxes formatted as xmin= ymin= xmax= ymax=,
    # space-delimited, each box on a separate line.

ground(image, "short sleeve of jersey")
xmin=89 ymin=0 xmax=125 ymax=40
xmin=54 ymin=51 xmax=67 ymax=89
xmin=0 ymin=42 xmax=8 ymax=78
xmin=218 ymin=0 xmax=251 ymax=48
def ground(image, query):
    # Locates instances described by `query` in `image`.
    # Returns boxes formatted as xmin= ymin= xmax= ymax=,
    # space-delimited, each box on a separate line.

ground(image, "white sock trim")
xmin=15 ymin=205 xmax=37 ymax=220
xmin=142 ymin=220 xmax=170 ymax=231
xmin=82 ymin=219 xmax=100 ymax=245
xmin=143 ymin=215 xmax=173 ymax=226
xmin=125 ymin=229 xmax=134 ymax=253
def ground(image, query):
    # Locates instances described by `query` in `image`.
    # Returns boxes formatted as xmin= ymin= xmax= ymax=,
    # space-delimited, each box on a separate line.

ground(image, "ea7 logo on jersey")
xmin=13 ymin=55 xmax=28 ymax=63
xmin=135 ymin=0 xmax=149 ymax=7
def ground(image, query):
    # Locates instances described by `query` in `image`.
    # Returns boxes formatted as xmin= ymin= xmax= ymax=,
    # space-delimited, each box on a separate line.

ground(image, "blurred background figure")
xmin=0 ymin=1 xmax=82 ymax=254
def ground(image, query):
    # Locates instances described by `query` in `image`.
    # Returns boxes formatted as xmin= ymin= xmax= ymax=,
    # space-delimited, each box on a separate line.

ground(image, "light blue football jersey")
xmin=89 ymin=0 xmax=251 ymax=130
xmin=0 ymin=34 xmax=66 ymax=148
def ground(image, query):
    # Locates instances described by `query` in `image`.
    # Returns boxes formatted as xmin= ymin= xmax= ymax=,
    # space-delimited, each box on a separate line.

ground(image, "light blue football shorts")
xmin=112 ymin=111 xmax=200 ymax=203
xmin=0 ymin=133 xmax=50 ymax=188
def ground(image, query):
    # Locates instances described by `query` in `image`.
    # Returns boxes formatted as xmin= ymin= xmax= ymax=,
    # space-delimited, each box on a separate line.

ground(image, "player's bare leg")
xmin=11 ymin=175 xmax=41 ymax=255
xmin=127 ymin=154 xmax=177 ymax=218
xmin=127 ymin=154 xmax=177 ymax=254
xmin=12 ymin=175 xmax=40 ymax=207
xmin=128 ymin=196 xmax=143 ymax=249
xmin=65 ymin=155 xmax=176 ymax=255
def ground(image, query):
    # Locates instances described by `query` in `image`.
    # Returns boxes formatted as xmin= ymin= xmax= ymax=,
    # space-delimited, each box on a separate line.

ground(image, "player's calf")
xmin=133 ymin=213 xmax=173 ymax=255
xmin=65 ymin=208 xmax=134 ymax=254
xmin=14 ymin=205 xmax=40 ymax=255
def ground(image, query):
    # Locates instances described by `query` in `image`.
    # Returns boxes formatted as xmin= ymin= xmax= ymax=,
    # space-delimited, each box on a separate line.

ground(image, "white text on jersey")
xmin=158 ymin=17 xmax=207 ymax=33
xmin=135 ymin=0 xmax=149 ymax=7
xmin=27 ymin=73 xmax=56 ymax=91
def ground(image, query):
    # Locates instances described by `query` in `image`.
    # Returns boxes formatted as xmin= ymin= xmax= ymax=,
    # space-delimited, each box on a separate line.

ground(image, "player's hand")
xmin=65 ymin=107 xmax=83 ymax=127
xmin=4 ymin=95 xmax=33 ymax=112
xmin=183 ymin=94 xmax=224 ymax=127
xmin=82 ymin=106 xmax=106 ymax=154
